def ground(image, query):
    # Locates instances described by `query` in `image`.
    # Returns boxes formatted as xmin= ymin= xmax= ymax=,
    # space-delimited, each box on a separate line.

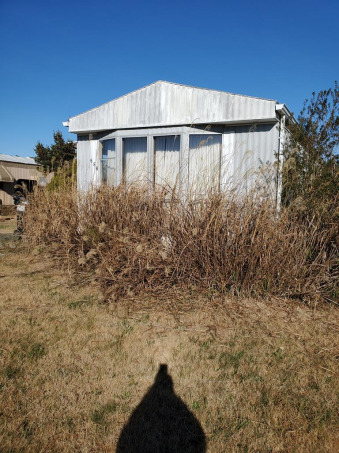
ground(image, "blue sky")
xmin=0 ymin=0 xmax=338 ymax=157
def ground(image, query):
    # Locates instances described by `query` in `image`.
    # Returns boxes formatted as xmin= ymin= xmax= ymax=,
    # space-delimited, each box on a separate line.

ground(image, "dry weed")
xmin=23 ymin=185 xmax=337 ymax=302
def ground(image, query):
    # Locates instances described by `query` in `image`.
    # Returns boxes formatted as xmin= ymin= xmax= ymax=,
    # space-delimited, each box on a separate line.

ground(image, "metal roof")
xmin=70 ymin=81 xmax=277 ymax=119
xmin=0 ymin=154 xmax=37 ymax=165
xmin=67 ymin=81 xmax=280 ymax=134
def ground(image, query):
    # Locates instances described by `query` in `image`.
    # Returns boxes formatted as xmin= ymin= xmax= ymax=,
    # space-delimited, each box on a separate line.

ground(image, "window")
xmin=101 ymin=139 xmax=116 ymax=185
xmin=154 ymin=135 xmax=180 ymax=188
xmin=123 ymin=137 xmax=148 ymax=185
xmin=189 ymin=134 xmax=222 ymax=194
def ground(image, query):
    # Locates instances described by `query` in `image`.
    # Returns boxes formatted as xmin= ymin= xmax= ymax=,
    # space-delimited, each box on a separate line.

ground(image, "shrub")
xmin=23 ymin=184 xmax=337 ymax=302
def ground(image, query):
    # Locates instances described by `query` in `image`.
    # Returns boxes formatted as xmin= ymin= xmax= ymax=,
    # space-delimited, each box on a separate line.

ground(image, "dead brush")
xmin=23 ymin=184 xmax=337 ymax=302
xmin=76 ymin=186 xmax=172 ymax=296
xmin=23 ymin=188 xmax=79 ymax=258
xmin=168 ymin=190 xmax=337 ymax=299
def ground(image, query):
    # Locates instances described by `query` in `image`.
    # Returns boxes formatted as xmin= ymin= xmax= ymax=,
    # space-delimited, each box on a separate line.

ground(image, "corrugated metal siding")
xmin=0 ymin=161 xmax=40 ymax=181
xmin=77 ymin=140 xmax=92 ymax=192
xmin=76 ymin=124 xmax=280 ymax=199
xmin=77 ymin=138 xmax=102 ymax=192
xmin=69 ymin=81 xmax=277 ymax=133
xmin=0 ymin=182 xmax=16 ymax=205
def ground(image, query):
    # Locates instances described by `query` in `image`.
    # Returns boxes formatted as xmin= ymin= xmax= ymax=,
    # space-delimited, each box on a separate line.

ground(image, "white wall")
xmin=77 ymin=123 xmax=279 ymax=199
xmin=77 ymin=139 xmax=101 ymax=192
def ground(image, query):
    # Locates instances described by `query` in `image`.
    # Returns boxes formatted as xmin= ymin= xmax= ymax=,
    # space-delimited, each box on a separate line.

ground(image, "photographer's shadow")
xmin=116 ymin=364 xmax=206 ymax=453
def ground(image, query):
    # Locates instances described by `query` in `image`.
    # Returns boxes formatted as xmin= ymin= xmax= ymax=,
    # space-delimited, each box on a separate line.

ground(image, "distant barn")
xmin=63 ymin=81 xmax=293 ymax=201
xmin=0 ymin=154 xmax=43 ymax=208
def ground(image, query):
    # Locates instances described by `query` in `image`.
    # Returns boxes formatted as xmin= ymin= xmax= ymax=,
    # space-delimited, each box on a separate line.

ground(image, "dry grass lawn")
xmin=0 ymin=216 xmax=16 ymax=235
xmin=1 ymin=243 xmax=339 ymax=452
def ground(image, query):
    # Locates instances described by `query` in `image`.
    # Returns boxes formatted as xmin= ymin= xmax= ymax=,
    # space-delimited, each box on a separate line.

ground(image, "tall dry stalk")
xmin=23 ymin=184 xmax=337 ymax=302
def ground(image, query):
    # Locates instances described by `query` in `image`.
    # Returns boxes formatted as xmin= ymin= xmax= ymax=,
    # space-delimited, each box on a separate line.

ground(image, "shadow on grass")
xmin=116 ymin=364 xmax=206 ymax=453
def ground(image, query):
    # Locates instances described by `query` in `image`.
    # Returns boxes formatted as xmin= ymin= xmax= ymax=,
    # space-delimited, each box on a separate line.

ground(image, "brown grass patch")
xmin=0 ymin=216 xmax=16 ymax=235
xmin=1 ymin=246 xmax=339 ymax=452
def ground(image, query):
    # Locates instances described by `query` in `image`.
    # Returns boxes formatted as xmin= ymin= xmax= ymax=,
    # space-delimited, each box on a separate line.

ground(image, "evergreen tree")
xmin=34 ymin=131 xmax=76 ymax=173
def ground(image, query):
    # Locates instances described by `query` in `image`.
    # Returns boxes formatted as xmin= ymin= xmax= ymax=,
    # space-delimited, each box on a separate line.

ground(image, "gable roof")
xmin=0 ymin=154 xmax=37 ymax=165
xmin=66 ymin=81 xmax=279 ymax=134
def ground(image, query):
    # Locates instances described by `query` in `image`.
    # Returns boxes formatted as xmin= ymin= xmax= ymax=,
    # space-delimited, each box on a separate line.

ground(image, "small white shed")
xmin=63 ymin=81 xmax=293 ymax=200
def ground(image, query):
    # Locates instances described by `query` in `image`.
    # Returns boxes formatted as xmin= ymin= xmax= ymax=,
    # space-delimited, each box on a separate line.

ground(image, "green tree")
xmin=282 ymin=82 xmax=339 ymax=222
xmin=34 ymin=131 xmax=76 ymax=173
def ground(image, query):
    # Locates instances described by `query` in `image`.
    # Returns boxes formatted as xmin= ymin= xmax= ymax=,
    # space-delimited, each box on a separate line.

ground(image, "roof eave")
xmin=69 ymin=117 xmax=278 ymax=135
xmin=276 ymin=104 xmax=297 ymax=124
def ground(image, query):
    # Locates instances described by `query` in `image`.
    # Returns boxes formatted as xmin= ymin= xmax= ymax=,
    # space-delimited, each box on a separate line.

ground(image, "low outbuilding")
xmin=0 ymin=154 xmax=45 ymax=209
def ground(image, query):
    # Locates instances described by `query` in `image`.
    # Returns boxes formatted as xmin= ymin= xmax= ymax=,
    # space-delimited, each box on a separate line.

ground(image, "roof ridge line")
xmin=158 ymin=80 xmax=277 ymax=102
xmin=67 ymin=81 xmax=277 ymax=121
